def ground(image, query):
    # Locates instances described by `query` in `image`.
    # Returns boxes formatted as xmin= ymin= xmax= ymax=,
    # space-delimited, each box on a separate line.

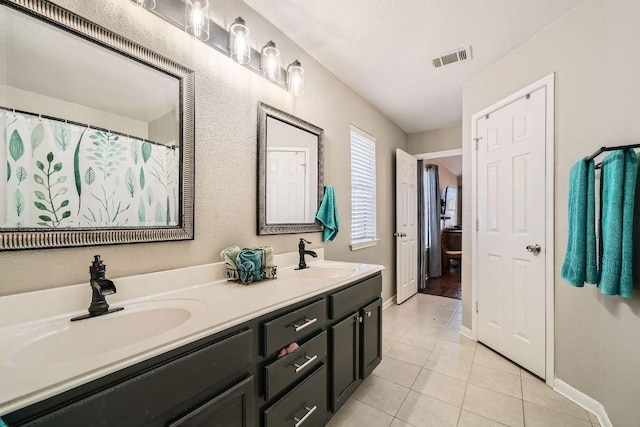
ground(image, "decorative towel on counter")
xmin=599 ymin=149 xmax=637 ymax=297
xmin=220 ymin=246 xmax=241 ymax=280
xmin=236 ymin=249 xmax=263 ymax=284
xmin=561 ymin=157 xmax=597 ymax=286
xmin=316 ymin=185 xmax=340 ymax=242
xmin=257 ymin=246 xmax=276 ymax=278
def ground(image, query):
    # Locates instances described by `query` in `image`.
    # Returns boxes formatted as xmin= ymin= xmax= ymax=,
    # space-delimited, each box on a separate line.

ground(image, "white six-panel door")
xmin=476 ymin=87 xmax=547 ymax=378
xmin=396 ymin=149 xmax=418 ymax=304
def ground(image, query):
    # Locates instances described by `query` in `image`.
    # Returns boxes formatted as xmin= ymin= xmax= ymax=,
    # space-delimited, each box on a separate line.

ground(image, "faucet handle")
xmin=300 ymin=238 xmax=312 ymax=245
xmin=90 ymin=255 xmax=106 ymax=277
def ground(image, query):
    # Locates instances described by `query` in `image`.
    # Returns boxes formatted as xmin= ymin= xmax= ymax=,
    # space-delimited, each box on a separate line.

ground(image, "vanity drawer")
xmin=329 ymin=274 xmax=382 ymax=320
xmin=263 ymin=299 xmax=326 ymax=356
xmin=264 ymin=330 xmax=327 ymax=400
xmin=263 ymin=364 xmax=328 ymax=427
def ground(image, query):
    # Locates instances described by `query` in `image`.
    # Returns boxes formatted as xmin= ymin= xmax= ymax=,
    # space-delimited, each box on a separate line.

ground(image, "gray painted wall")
xmin=408 ymin=123 xmax=462 ymax=155
xmin=0 ymin=0 xmax=407 ymax=306
xmin=462 ymin=0 xmax=640 ymax=424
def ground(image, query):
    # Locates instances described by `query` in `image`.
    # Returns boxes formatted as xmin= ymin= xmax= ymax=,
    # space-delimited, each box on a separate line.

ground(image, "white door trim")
xmin=470 ymin=73 xmax=555 ymax=386
xmin=415 ymin=148 xmax=463 ymax=160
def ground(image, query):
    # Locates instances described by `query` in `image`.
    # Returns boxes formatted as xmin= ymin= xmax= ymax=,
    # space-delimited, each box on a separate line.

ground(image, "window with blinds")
xmin=350 ymin=126 xmax=378 ymax=249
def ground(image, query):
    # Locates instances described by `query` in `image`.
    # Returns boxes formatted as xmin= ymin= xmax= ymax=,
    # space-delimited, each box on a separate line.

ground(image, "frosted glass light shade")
xmin=261 ymin=41 xmax=282 ymax=81
xmin=287 ymin=60 xmax=304 ymax=96
xmin=185 ymin=0 xmax=210 ymax=41
xmin=130 ymin=0 xmax=156 ymax=9
xmin=229 ymin=17 xmax=251 ymax=65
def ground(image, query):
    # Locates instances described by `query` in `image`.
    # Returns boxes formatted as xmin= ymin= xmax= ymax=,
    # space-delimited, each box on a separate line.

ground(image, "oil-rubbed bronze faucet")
xmin=71 ymin=255 xmax=123 ymax=321
xmin=296 ymin=238 xmax=318 ymax=270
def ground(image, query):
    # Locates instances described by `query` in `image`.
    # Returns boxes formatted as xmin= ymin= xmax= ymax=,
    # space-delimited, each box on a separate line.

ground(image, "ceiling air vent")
xmin=432 ymin=46 xmax=472 ymax=68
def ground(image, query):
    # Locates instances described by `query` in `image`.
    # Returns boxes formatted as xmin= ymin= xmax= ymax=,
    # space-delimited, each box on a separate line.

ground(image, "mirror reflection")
xmin=265 ymin=116 xmax=318 ymax=224
xmin=258 ymin=102 xmax=324 ymax=235
xmin=0 ymin=3 xmax=181 ymax=229
xmin=0 ymin=0 xmax=194 ymax=249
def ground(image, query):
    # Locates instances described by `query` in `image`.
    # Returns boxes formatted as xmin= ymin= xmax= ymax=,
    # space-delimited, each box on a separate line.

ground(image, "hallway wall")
xmin=408 ymin=123 xmax=461 ymax=154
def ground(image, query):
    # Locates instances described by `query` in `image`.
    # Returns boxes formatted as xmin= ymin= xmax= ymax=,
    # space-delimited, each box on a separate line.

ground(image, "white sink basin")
xmin=6 ymin=299 xmax=205 ymax=366
xmin=294 ymin=263 xmax=359 ymax=280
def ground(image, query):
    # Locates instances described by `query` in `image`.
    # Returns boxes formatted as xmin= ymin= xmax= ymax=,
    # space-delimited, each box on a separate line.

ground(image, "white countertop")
xmin=0 ymin=249 xmax=384 ymax=416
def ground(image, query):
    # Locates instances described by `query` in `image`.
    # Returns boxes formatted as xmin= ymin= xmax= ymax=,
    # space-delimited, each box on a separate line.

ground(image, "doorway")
xmin=416 ymin=149 xmax=463 ymax=300
xmin=471 ymin=74 xmax=555 ymax=382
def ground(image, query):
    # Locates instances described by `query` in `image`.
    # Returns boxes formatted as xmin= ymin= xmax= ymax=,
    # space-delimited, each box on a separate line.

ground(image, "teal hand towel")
xmin=237 ymin=249 xmax=262 ymax=284
xmin=599 ymin=150 xmax=638 ymax=297
xmin=316 ymin=185 xmax=340 ymax=242
xmin=0 ymin=418 xmax=7 ymax=427
xmin=561 ymin=157 xmax=597 ymax=286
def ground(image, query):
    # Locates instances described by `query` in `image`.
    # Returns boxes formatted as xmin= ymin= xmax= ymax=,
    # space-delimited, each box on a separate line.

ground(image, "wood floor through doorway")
xmin=419 ymin=263 xmax=462 ymax=300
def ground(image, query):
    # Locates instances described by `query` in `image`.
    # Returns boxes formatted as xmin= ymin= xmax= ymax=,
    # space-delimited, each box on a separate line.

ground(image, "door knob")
xmin=526 ymin=244 xmax=541 ymax=255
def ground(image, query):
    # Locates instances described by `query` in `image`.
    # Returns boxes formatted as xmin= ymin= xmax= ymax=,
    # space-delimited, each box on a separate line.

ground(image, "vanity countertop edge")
xmin=0 ymin=250 xmax=384 ymax=416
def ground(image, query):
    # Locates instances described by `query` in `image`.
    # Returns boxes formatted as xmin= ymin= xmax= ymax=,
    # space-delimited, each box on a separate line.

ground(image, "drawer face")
xmin=24 ymin=329 xmax=254 ymax=427
xmin=329 ymin=274 xmax=382 ymax=320
xmin=264 ymin=364 xmax=328 ymax=427
xmin=264 ymin=331 xmax=327 ymax=400
xmin=168 ymin=376 xmax=254 ymax=427
xmin=263 ymin=299 xmax=326 ymax=356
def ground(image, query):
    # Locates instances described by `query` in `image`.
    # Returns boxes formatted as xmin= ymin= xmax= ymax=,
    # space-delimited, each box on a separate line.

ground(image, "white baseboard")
xmin=554 ymin=379 xmax=612 ymax=427
xmin=383 ymin=296 xmax=396 ymax=310
xmin=460 ymin=325 xmax=476 ymax=341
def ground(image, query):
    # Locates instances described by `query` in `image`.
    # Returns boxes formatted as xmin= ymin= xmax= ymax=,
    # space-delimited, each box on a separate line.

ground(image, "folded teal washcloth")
xmin=561 ymin=157 xmax=597 ymax=286
xmin=237 ymin=249 xmax=262 ymax=284
xmin=599 ymin=149 xmax=637 ymax=297
xmin=316 ymin=185 xmax=340 ymax=242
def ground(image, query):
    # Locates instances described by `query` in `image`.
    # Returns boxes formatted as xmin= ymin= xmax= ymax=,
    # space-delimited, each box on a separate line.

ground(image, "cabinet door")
xmin=329 ymin=312 xmax=359 ymax=412
xmin=168 ymin=376 xmax=254 ymax=427
xmin=360 ymin=298 xmax=382 ymax=379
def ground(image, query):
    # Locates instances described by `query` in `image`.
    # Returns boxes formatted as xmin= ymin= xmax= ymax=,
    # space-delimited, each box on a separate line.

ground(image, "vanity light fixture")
xmin=185 ymin=0 xmax=210 ymax=41
xmin=261 ymin=41 xmax=282 ymax=81
xmin=229 ymin=17 xmax=251 ymax=65
xmin=130 ymin=0 xmax=156 ymax=10
xmin=287 ymin=60 xmax=304 ymax=96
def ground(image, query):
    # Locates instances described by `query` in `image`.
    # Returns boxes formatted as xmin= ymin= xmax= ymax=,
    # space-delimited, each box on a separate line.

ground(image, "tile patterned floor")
xmin=327 ymin=293 xmax=599 ymax=427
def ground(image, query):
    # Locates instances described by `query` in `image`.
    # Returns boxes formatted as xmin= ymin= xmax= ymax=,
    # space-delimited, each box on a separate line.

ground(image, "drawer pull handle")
xmin=293 ymin=354 xmax=318 ymax=373
xmin=293 ymin=317 xmax=318 ymax=332
xmin=293 ymin=405 xmax=317 ymax=427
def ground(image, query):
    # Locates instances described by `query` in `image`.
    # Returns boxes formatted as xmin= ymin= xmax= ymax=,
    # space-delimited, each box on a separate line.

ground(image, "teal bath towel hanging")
xmin=316 ymin=185 xmax=340 ymax=242
xmin=599 ymin=149 xmax=637 ymax=297
xmin=561 ymin=157 xmax=597 ymax=286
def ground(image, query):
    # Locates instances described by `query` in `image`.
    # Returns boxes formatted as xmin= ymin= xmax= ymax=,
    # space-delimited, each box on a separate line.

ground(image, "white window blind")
xmin=350 ymin=126 xmax=377 ymax=249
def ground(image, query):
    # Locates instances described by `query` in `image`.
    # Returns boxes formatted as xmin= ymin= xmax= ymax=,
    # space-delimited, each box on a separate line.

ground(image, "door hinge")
xmin=476 ymin=220 xmax=479 ymax=231
xmin=476 ymin=301 xmax=479 ymax=313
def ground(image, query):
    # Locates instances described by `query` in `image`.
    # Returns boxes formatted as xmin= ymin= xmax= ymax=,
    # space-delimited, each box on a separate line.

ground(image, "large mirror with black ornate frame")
xmin=0 ymin=0 xmax=194 ymax=250
xmin=257 ymin=102 xmax=324 ymax=235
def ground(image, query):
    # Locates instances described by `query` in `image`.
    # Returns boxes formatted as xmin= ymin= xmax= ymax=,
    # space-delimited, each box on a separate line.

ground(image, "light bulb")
xmin=287 ymin=60 xmax=304 ymax=96
xmin=261 ymin=41 xmax=282 ymax=81
xmin=229 ymin=17 xmax=251 ymax=65
xmin=185 ymin=0 xmax=210 ymax=41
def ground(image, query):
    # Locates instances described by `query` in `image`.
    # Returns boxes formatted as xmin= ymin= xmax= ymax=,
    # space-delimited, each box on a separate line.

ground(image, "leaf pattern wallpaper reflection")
xmin=0 ymin=110 xmax=179 ymax=228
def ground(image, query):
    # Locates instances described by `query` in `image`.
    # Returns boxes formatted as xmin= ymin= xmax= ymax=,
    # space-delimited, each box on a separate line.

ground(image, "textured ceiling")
xmin=243 ymin=0 xmax=583 ymax=133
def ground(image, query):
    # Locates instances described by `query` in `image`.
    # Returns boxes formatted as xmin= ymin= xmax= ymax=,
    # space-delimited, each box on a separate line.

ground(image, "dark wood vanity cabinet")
xmin=328 ymin=275 xmax=383 ymax=412
xmin=6 ymin=273 xmax=382 ymax=427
